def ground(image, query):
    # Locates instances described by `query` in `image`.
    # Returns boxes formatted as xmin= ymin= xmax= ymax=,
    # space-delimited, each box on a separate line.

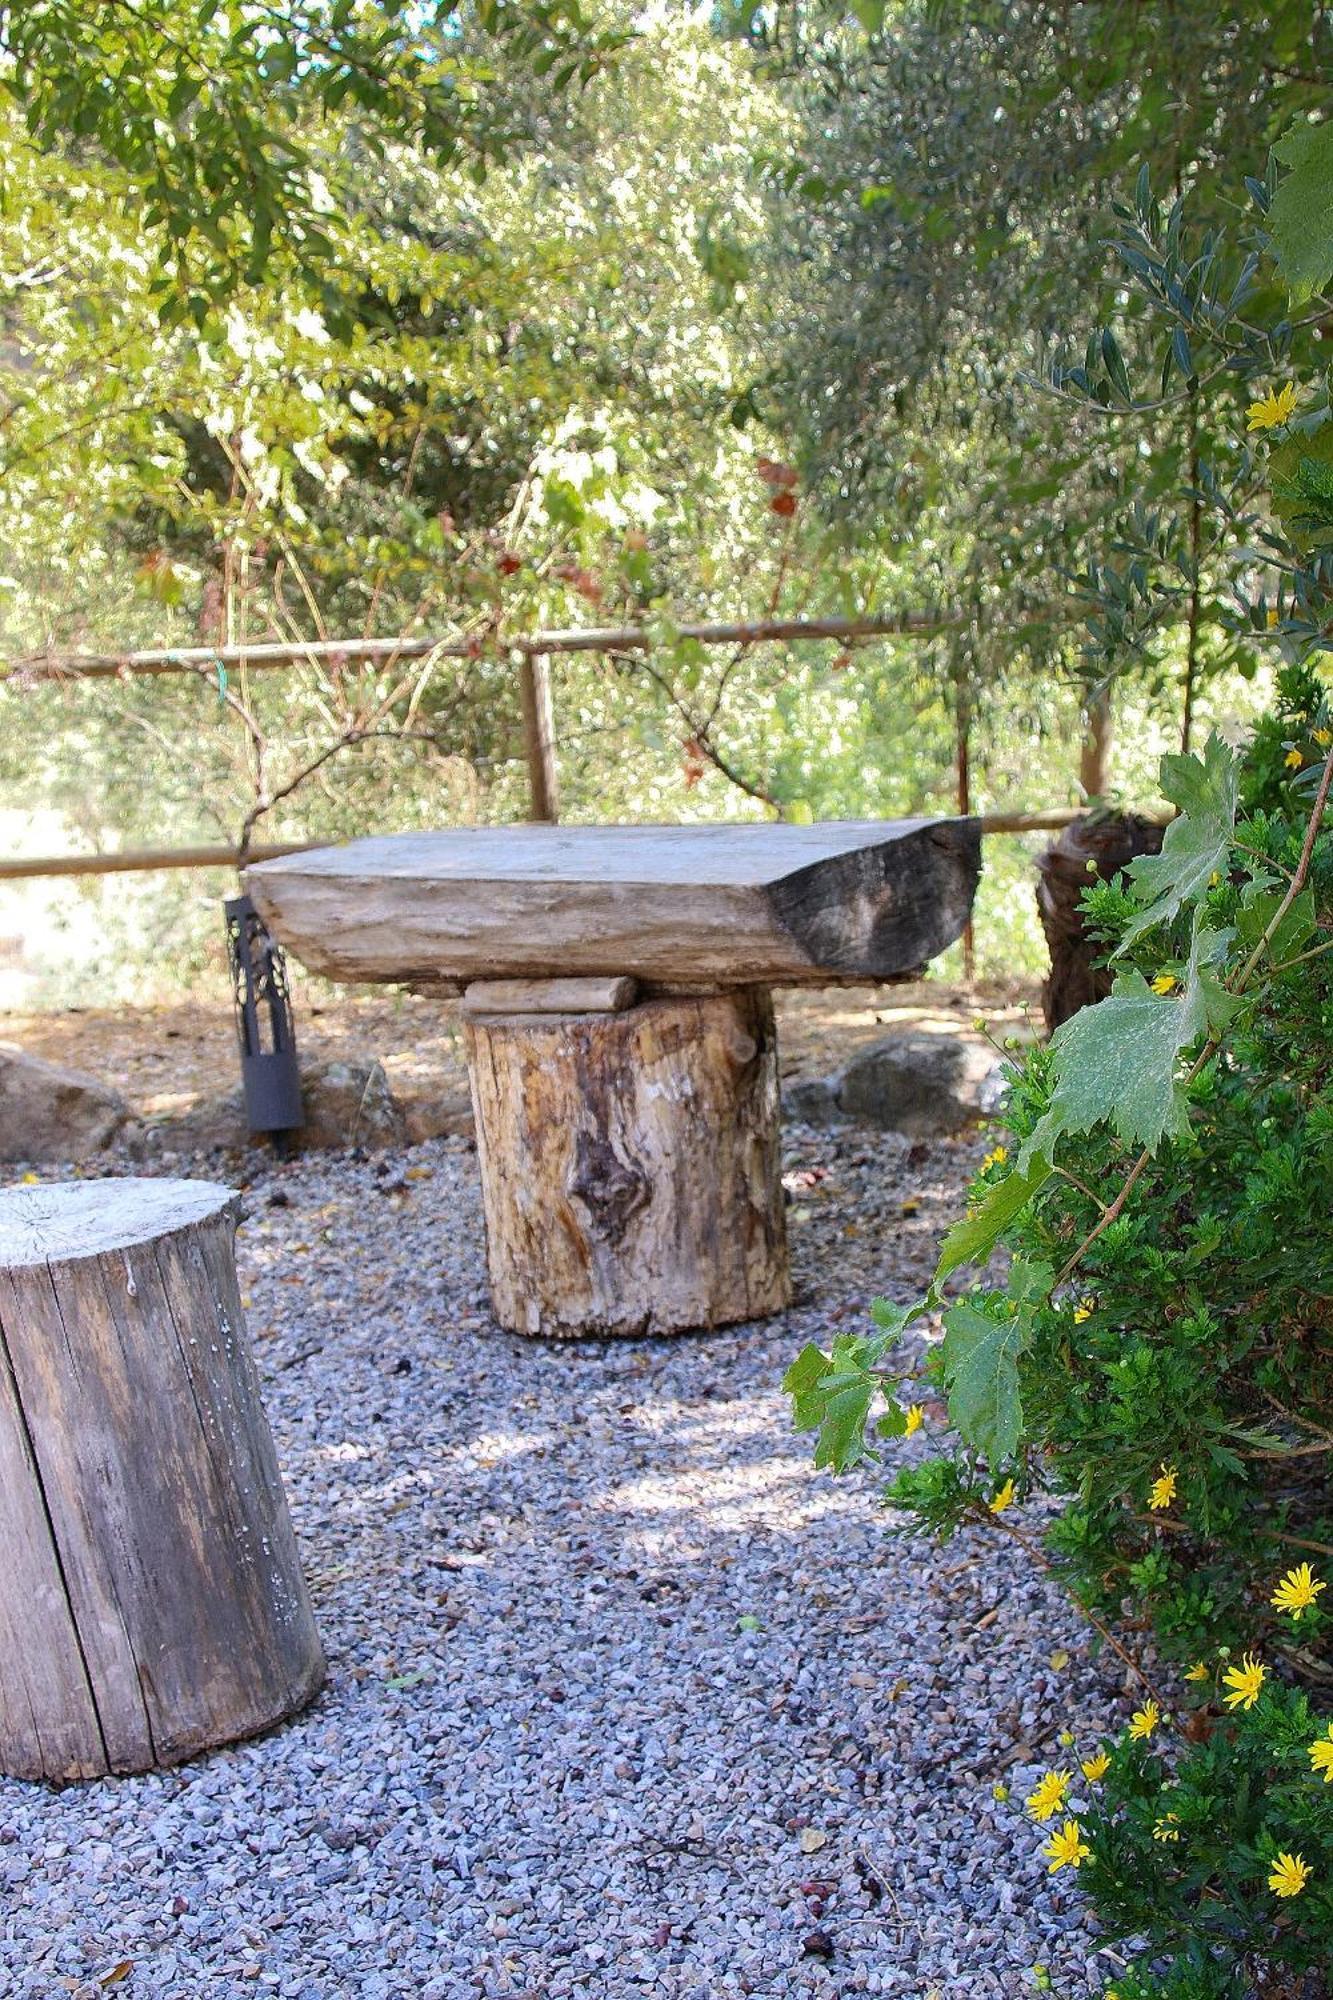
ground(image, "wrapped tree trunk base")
xmin=1036 ymin=813 xmax=1166 ymax=1031
xmin=464 ymin=987 xmax=790 ymax=1338
xmin=0 ymin=1179 xmax=324 ymax=1783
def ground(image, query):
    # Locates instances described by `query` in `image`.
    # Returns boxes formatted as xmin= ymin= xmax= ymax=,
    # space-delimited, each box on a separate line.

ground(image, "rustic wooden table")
xmin=249 ymin=821 xmax=980 ymax=1338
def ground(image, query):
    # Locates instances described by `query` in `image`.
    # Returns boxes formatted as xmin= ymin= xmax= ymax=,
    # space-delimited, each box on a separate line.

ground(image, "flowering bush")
xmin=786 ymin=175 xmax=1333 ymax=1997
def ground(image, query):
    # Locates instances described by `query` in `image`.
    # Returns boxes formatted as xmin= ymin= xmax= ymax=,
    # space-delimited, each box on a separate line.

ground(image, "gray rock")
xmin=297 ymin=1057 xmax=406 ymax=1150
xmin=781 ymin=1075 xmax=842 ymax=1127
xmin=402 ymin=1084 xmax=475 ymax=1145
xmin=0 ymin=1043 xmax=127 ymax=1161
xmin=837 ymin=1029 xmax=1000 ymax=1137
xmin=144 ymin=1056 xmax=409 ymax=1156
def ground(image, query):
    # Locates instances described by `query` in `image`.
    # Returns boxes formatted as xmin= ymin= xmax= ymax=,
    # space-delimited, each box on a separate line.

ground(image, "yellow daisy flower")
xmin=1222 ymin=1653 xmax=1266 ymax=1712
xmin=1042 ymin=1819 xmax=1090 ymax=1873
xmin=981 ymin=1144 xmax=1009 ymax=1171
xmin=1148 ymin=1466 xmax=1178 ymax=1512
xmin=1150 ymin=972 xmax=1178 ymax=996
xmin=989 ymin=1479 xmax=1016 ymax=1514
xmin=992 ymin=1780 xmax=1009 ymax=1801
xmin=903 ymin=1403 xmax=925 ymax=1436
xmin=1072 ymin=1300 xmax=1094 ymax=1323
xmin=1025 ymin=1769 xmax=1072 ymax=1823
xmin=1080 ymin=1750 xmax=1110 ymax=1783
xmin=1315 ymin=726 xmax=1333 ymax=747
xmin=1285 ymin=747 xmax=1305 ymax=769
xmin=1268 ymin=1851 xmax=1311 ymax=1898
xmin=1271 ymin=1563 xmax=1325 ymax=1620
xmin=1247 ymin=382 xmax=1298 ymax=431
xmin=1128 ymin=1699 xmax=1161 ymax=1741
xmin=1184 ymin=1662 xmax=1210 ymax=1683
xmin=1308 ymin=1724 xmax=1333 ymax=1782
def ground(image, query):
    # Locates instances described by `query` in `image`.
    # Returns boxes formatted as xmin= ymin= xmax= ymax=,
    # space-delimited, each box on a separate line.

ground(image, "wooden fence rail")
xmin=2 ymin=611 xmax=955 ymax=684
xmin=0 ymin=812 xmax=1099 ymax=882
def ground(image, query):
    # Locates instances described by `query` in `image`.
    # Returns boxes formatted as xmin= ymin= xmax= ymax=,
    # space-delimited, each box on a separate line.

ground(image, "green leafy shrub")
xmin=785 ymin=173 xmax=1333 ymax=1998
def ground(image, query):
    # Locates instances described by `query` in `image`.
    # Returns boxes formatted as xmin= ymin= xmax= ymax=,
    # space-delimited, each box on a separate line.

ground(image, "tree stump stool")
xmin=248 ymin=821 xmax=982 ymax=1337
xmin=464 ymin=981 xmax=789 ymax=1337
xmin=0 ymin=1179 xmax=324 ymax=1782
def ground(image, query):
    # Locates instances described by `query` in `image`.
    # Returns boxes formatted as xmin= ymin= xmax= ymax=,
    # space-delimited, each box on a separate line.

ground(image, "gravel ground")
xmin=0 ymin=1121 xmax=1129 ymax=2000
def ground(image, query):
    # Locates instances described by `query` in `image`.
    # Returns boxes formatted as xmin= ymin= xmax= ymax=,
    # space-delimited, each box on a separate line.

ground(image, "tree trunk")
xmin=1079 ymin=686 xmax=1115 ymax=800
xmin=0 ymin=1179 xmax=324 ymax=1782
xmin=1036 ymin=814 xmax=1165 ymax=1031
xmin=464 ymin=987 xmax=790 ymax=1337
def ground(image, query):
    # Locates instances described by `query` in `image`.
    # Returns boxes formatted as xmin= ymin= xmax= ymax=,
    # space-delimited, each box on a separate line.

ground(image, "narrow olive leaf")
xmin=939 ymin=1297 xmax=1037 ymax=1462
xmin=1118 ymin=733 xmax=1240 ymax=949
xmin=933 ymin=1160 xmax=1052 ymax=1288
xmin=1100 ymin=326 xmax=1132 ymax=405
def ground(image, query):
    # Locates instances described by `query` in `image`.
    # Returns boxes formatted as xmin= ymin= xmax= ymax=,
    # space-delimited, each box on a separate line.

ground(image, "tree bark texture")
xmin=0 ymin=1179 xmax=324 ymax=1782
xmin=464 ymin=989 xmax=790 ymax=1338
xmin=1036 ymin=813 xmax=1166 ymax=1031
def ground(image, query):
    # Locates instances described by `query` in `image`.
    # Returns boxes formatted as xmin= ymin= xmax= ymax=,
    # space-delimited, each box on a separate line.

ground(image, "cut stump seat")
xmin=249 ymin=820 xmax=980 ymax=1338
xmin=0 ymin=1179 xmax=324 ymax=1782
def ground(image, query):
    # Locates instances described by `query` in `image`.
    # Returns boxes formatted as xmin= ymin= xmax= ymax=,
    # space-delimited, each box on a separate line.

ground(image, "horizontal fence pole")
xmin=0 ymin=811 xmax=1145 ymax=881
xmin=0 ymin=842 xmax=318 ymax=881
xmin=3 ymin=611 xmax=956 ymax=684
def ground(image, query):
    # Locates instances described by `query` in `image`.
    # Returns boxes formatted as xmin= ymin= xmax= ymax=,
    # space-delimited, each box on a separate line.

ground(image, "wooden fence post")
xmin=519 ymin=651 xmax=560 ymax=823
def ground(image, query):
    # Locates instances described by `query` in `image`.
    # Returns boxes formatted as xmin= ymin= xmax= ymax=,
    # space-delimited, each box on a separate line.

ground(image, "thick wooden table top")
xmin=247 ymin=819 xmax=980 ymax=987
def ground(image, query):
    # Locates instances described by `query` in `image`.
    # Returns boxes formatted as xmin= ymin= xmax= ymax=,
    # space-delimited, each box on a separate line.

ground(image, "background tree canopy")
xmin=2 ymin=0 xmax=1330 ymax=997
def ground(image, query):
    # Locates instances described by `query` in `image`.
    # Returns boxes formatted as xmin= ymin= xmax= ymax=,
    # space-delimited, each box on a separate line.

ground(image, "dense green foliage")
xmin=1 ymin=0 xmax=623 ymax=312
xmin=786 ymin=163 xmax=1333 ymax=1996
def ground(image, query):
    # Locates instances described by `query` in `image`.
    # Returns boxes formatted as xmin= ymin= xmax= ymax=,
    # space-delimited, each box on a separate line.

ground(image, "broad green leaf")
xmin=939 ymin=1296 xmax=1037 ymax=1461
xmin=784 ymin=1307 xmax=916 ymax=1471
xmin=1269 ymin=122 xmax=1333 ymax=300
xmin=1236 ymin=884 xmax=1317 ymax=965
xmin=784 ymin=1338 xmax=880 ymax=1470
xmin=933 ymin=1160 xmax=1052 ymax=1287
xmin=1020 ymin=952 xmax=1215 ymax=1166
xmin=1119 ymin=734 xmax=1239 ymax=948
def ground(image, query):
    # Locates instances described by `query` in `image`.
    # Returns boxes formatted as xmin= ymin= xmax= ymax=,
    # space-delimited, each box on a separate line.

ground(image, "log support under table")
xmin=461 ymin=980 xmax=790 ymax=1339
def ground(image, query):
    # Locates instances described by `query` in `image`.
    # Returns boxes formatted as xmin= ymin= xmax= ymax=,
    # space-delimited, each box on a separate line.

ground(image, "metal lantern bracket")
xmin=224 ymin=892 xmax=304 ymax=1139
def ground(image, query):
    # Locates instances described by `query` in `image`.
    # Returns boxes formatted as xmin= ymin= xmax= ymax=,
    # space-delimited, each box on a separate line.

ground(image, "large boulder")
xmin=784 ymin=1028 xmax=1004 ymax=1139
xmin=0 ymin=1044 xmax=127 ymax=1162
xmin=839 ymin=1030 xmax=1001 ymax=1136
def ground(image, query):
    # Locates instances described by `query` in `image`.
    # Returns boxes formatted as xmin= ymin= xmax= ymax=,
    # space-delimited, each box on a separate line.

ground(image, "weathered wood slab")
xmin=247 ymin=819 xmax=980 ymax=987
xmin=466 ymin=990 xmax=789 ymax=1336
xmin=460 ymin=975 xmax=639 ymax=1017
xmin=0 ymin=1178 xmax=324 ymax=1781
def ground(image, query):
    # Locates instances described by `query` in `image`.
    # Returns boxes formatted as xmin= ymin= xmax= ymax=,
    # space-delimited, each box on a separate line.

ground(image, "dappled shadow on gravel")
xmin=1 ymin=1124 xmax=1120 ymax=2000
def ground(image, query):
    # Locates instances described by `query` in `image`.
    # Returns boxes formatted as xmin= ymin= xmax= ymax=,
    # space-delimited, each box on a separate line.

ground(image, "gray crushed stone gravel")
xmin=0 ymin=1123 xmax=1130 ymax=1999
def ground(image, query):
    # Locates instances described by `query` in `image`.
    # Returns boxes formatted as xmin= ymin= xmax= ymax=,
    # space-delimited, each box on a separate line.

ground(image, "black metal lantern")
xmin=224 ymin=893 xmax=303 ymax=1140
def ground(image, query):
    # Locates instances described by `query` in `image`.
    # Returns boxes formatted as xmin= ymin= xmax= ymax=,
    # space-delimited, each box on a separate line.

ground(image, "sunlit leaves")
xmin=939 ymin=1260 xmax=1049 ymax=1462
xmin=783 ymin=1300 xmax=916 ymax=1472
xmin=1 ymin=1 xmax=626 ymax=302
xmin=1118 ymin=734 xmax=1240 ymax=949
xmin=933 ymin=1158 xmax=1052 ymax=1287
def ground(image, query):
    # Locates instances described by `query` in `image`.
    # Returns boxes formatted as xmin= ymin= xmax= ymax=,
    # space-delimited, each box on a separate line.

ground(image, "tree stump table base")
xmin=0 ymin=1179 xmax=324 ymax=1783
xmin=464 ymin=985 xmax=790 ymax=1338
